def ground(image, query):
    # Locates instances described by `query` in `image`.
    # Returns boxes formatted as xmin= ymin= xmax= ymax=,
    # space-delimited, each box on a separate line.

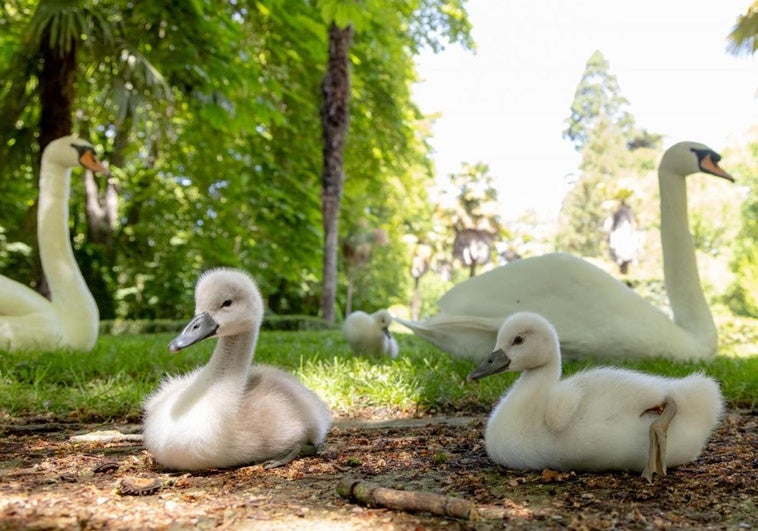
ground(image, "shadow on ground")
xmin=0 ymin=410 xmax=755 ymax=529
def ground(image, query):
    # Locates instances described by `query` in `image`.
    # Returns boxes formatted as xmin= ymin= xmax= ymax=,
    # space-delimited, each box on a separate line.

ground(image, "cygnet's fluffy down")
xmin=343 ymin=309 xmax=399 ymax=358
xmin=468 ymin=312 xmax=724 ymax=482
xmin=143 ymin=268 xmax=332 ymax=471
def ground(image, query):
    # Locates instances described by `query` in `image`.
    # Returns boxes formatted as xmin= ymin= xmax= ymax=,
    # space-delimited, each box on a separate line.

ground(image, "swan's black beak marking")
xmin=691 ymin=148 xmax=734 ymax=182
xmin=169 ymin=312 xmax=219 ymax=352
xmin=467 ymin=348 xmax=511 ymax=382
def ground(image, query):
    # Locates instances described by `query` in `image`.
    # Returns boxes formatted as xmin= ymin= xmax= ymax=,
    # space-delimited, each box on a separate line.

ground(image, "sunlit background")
xmin=413 ymin=0 xmax=757 ymax=220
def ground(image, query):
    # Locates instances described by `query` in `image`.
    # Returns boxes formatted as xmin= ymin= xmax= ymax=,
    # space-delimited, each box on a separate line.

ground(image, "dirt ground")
xmin=0 ymin=408 xmax=755 ymax=530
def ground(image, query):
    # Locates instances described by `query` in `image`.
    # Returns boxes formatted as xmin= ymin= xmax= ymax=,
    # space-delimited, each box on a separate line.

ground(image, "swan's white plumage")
xmin=0 ymin=136 xmax=107 ymax=351
xmin=396 ymin=142 xmax=733 ymax=362
xmin=343 ymin=309 xmax=399 ymax=358
xmin=469 ymin=312 xmax=724 ymax=478
xmin=142 ymin=268 xmax=332 ymax=471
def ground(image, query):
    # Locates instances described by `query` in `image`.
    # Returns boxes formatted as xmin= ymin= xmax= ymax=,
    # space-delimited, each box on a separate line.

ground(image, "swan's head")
xmin=169 ymin=268 xmax=263 ymax=352
xmin=660 ymin=141 xmax=733 ymax=182
xmin=467 ymin=312 xmax=560 ymax=381
xmin=372 ymin=309 xmax=393 ymax=331
xmin=43 ymin=135 xmax=111 ymax=176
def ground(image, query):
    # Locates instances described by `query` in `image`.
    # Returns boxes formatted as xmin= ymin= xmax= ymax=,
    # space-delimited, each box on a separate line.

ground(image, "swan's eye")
xmin=512 ymin=335 xmax=524 ymax=346
xmin=221 ymin=299 xmax=232 ymax=308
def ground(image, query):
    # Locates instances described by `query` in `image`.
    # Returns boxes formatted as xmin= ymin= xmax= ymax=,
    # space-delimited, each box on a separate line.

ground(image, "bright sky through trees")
xmin=413 ymin=0 xmax=758 ymax=220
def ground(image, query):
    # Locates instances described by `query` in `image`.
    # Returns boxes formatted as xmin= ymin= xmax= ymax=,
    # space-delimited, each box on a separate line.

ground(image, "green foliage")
xmin=317 ymin=0 xmax=368 ymax=30
xmin=100 ymin=315 xmax=336 ymax=335
xmin=558 ymin=53 xmax=635 ymax=257
xmin=726 ymin=246 xmax=758 ymax=317
xmin=419 ymin=162 xmax=507 ymax=278
xmin=0 ymin=0 xmax=474 ymax=321
xmin=727 ymin=0 xmax=758 ymax=55
xmin=563 ymin=51 xmax=635 ymax=152
xmin=555 ymin=172 xmax=608 ymax=257
xmin=724 ymin=138 xmax=758 ymax=317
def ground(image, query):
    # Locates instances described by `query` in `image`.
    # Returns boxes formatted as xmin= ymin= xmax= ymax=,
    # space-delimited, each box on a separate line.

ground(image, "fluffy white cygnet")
xmin=143 ymin=268 xmax=332 ymax=471
xmin=468 ymin=312 xmax=724 ymax=482
xmin=343 ymin=309 xmax=399 ymax=358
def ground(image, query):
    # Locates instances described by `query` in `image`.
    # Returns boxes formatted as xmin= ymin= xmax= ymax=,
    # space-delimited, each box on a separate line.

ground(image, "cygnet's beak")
xmin=169 ymin=312 xmax=219 ymax=352
xmin=467 ymin=348 xmax=511 ymax=382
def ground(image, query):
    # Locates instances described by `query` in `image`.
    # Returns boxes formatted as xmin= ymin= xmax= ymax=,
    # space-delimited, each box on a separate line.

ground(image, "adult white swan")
xmin=0 ymin=136 xmax=109 ymax=352
xmin=395 ymin=142 xmax=733 ymax=362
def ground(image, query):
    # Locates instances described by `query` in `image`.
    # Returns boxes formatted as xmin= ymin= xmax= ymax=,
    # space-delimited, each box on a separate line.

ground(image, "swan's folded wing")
xmin=394 ymin=314 xmax=502 ymax=362
xmin=545 ymin=379 xmax=583 ymax=433
xmin=0 ymin=275 xmax=52 ymax=315
xmin=0 ymin=312 xmax=63 ymax=351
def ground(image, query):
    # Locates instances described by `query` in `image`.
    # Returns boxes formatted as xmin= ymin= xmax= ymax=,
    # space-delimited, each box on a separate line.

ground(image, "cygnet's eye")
xmin=512 ymin=335 xmax=524 ymax=346
xmin=221 ymin=299 xmax=233 ymax=308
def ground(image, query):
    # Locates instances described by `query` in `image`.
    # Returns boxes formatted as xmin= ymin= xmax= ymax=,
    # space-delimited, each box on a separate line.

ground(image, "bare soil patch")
xmin=0 ymin=409 xmax=755 ymax=530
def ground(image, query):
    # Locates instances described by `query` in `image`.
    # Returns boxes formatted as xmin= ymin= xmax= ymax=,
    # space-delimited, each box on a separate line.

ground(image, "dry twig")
xmin=337 ymin=476 xmax=500 ymax=520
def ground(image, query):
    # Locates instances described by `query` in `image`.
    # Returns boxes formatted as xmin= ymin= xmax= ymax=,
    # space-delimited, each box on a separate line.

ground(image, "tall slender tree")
xmin=558 ymin=51 xmax=660 ymax=259
xmin=320 ymin=22 xmax=353 ymax=323
xmin=562 ymin=50 xmax=635 ymax=152
xmin=315 ymin=0 xmax=472 ymax=322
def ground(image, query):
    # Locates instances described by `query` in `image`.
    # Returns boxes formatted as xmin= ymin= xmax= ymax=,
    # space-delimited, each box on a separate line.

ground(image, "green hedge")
xmin=100 ymin=315 xmax=337 ymax=336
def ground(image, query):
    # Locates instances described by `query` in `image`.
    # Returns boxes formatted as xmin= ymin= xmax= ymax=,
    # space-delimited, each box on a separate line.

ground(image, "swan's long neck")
xmin=658 ymin=169 xmax=716 ymax=347
xmin=514 ymin=355 xmax=561 ymax=394
xmin=170 ymin=329 xmax=257 ymax=418
xmin=38 ymin=160 xmax=99 ymax=345
xmin=204 ymin=330 xmax=257 ymax=385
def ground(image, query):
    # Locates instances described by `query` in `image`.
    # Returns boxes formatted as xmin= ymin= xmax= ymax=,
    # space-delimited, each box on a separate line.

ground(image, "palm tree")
xmin=0 ymin=1 xmax=215 ymax=313
xmin=444 ymin=163 xmax=503 ymax=277
xmin=0 ymin=1 xmax=118 ymax=299
xmin=728 ymin=1 xmax=758 ymax=56
xmin=320 ymin=22 xmax=353 ymax=323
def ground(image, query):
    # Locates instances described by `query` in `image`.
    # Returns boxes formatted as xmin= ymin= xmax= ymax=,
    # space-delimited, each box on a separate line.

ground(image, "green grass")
xmin=0 ymin=324 xmax=755 ymax=424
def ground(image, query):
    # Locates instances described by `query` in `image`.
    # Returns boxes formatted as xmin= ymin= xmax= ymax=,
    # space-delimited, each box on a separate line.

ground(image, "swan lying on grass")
xmin=0 ymin=136 xmax=109 ymax=351
xmin=396 ymin=142 xmax=734 ymax=362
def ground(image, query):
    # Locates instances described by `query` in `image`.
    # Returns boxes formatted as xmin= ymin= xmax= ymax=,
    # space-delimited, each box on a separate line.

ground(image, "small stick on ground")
xmin=338 ymin=476 xmax=490 ymax=520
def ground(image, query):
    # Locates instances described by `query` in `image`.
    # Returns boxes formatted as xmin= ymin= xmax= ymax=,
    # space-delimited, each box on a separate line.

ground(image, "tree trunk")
xmin=83 ymin=172 xmax=118 ymax=249
xmin=85 ymin=110 xmax=130 ymax=253
xmin=411 ymin=276 xmax=421 ymax=320
xmin=38 ymin=29 xmax=76 ymax=150
xmin=32 ymin=26 xmax=77 ymax=297
xmin=77 ymin=115 xmax=132 ymax=320
xmin=345 ymin=271 xmax=355 ymax=317
xmin=319 ymin=22 xmax=353 ymax=323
